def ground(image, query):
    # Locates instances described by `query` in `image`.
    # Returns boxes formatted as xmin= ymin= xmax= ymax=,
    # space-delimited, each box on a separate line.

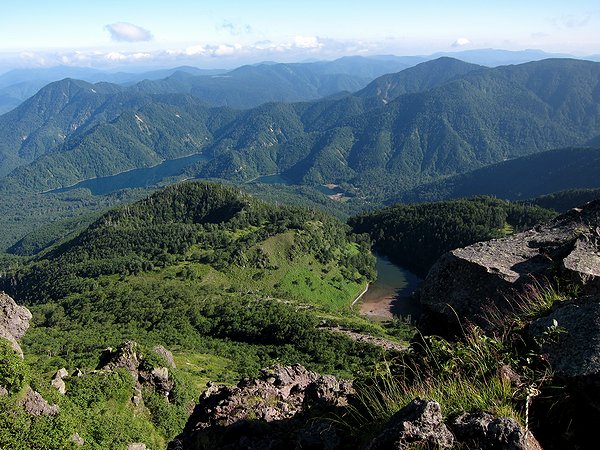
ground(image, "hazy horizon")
xmin=1 ymin=0 xmax=598 ymax=72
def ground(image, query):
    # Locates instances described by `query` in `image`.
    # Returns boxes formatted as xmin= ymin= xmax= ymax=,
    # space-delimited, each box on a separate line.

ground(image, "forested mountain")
xmin=2 ymin=57 xmax=600 ymax=202
xmin=131 ymin=56 xmax=422 ymax=109
xmin=187 ymin=58 xmax=600 ymax=198
xmin=400 ymin=147 xmax=600 ymax=203
xmin=132 ymin=63 xmax=369 ymax=109
xmin=5 ymin=95 xmax=227 ymax=191
xmin=356 ymin=57 xmax=483 ymax=103
xmin=0 ymin=79 xmax=127 ymax=177
xmin=0 ymin=182 xmax=394 ymax=448
xmin=0 ymin=55 xmax=417 ymax=116
xmin=0 ymin=66 xmax=223 ymax=115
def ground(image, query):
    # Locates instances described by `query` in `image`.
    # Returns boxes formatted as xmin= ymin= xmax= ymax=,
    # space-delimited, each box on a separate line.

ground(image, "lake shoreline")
xmin=358 ymin=255 xmax=422 ymax=321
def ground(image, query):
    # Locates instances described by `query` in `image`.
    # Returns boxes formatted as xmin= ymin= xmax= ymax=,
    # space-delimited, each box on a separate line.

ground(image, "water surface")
xmin=360 ymin=255 xmax=422 ymax=321
xmin=48 ymin=153 xmax=209 ymax=196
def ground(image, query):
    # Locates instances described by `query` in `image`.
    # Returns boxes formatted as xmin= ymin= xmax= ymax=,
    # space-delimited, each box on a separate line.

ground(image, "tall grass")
xmin=347 ymin=327 xmax=523 ymax=430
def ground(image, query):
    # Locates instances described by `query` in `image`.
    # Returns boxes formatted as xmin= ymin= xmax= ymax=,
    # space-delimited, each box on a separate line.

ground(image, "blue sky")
xmin=0 ymin=0 xmax=598 ymax=70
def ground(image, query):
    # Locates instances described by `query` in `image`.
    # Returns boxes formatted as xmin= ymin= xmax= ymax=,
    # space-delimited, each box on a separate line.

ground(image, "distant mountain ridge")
xmin=2 ymin=48 xmax=589 ymax=115
xmin=0 ymin=55 xmax=417 ymax=115
xmin=1 ymin=57 xmax=599 ymax=200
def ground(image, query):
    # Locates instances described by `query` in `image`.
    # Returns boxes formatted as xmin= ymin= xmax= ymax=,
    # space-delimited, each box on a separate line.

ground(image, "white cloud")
xmin=451 ymin=37 xmax=471 ymax=47
xmin=293 ymin=36 xmax=323 ymax=49
xmin=213 ymin=44 xmax=243 ymax=57
xmin=531 ymin=32 xmax=550 ymax=39
xmin=0 ymin=36 xmax=392 ymax=71
xmin=105 ymin=22 xmax=153 ymax=42
xmin=105 ymin=51 xmax=127 ymax=61
xmin=183 ymin=45 xmax=206 ymax=56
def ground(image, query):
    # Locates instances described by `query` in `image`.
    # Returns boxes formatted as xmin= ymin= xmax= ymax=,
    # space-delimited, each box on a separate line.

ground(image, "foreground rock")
xmin=366 ymin=399 xmax=454 ymax=449
xmin=529 ymin=294 xmax=600 ymax=411
xmin=170 ymin=364 xmax=540 ymax=450
xmin=0 ymin=292 xmax=32 ymax=357
xmin=421 ymin=200 xmax=600 ymax=331
xmin=168 ymin=364 xmax=353 ymax=450
xmin=450 ymin=412 xmax=541 ymax=450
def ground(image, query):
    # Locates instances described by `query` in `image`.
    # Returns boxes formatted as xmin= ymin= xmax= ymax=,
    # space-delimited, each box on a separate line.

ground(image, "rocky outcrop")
xmin=154 ymin=345 xmax=176 ymax=368
xmin=51 ymin=368 xmax=69 ymax=394
xmin=529 ymin=294 xmax=600 ymax=410
xmin=98 ymin=341 xmax=175 ymax=402
xmin=420 ymin=201 xmax=600 ymax=331
xmin=449 ymin=412 xmax=541 ymax=450
xmin=366 ymin=399 xmax=454 ymax=449
xmin=0 ymin=292 xmax=32 ymax=357
xmin=168 ymin=364 xmax=353 ymax=450
xmin=20 ymin=387 xmax=59 ymax=417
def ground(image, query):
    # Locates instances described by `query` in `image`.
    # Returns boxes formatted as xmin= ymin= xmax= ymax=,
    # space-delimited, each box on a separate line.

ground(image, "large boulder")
xmin=420 ymin=201 xmax=600 ymax=331
xmin=365 ymin=398 xmax=454 ymax=449
xmin=0 ymin=292 xmax=32 ymax=357
xmin=168 ymin=364 xmax=353 ymax=450
xmin=529 ymin=294 xmax=600 ymax=410
xmin=449 ymin=412 xmax=541 ymax=450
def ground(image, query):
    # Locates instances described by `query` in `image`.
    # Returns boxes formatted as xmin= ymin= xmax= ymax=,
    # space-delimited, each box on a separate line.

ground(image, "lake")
xmin=48 ymin=152 xmax=209 ymax=196
xmin=359 ymin=255 xmax=422 ymax=321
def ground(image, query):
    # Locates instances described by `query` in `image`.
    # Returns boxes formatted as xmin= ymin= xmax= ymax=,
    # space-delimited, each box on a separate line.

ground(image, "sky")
xmin=0 ymin=0 xmax=598 ymax=71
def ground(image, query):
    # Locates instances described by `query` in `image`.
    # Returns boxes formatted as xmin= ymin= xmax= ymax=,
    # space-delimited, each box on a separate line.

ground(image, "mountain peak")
xmin=356 ymin=57 xmax=482 ymax=103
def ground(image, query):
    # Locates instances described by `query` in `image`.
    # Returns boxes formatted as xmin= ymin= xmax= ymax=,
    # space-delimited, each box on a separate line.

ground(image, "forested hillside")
xmin=349 ymin=197 xmax=555 ymax=276
xmin=0 ymin=182 xmax=396 ymax=447
xmin=2 ymin=57 xmax=600 ymax=200
xmin=401 ymin=147 xmax=600 ymax=203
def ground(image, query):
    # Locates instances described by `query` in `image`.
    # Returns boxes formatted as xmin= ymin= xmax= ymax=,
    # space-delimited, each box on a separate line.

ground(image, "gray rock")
xmin=51 ymin=368 xmax=69 ymax=394
xmin=71 ymin=433 xmax=85 ymax=446
xmin=51 ymin=377 xmax=66 ymax=395
xmin=296 ymin=420 xmax=341 ymax=450
xmin=420 ymin=201 xmax=600 ymax=331
xmin=127 ymin=444 xmax=146 ymax=450
xmin=450 ymin=412 xmax=542 ymax=450
xmin=0 ymin=292 xmax=32 ymax=357
xmin=529 ymin=294 xmax=600 ymax=409
xmin=20 ymin=387 xmax=59 ymax=417
xmin=169 ymin=364 xmax=354 ymax=450
xmin=0 ymin=385 xmax=7 ymax=396
xmin=153 ymin=344 xmax=176 ymax=368
xmin=54 ymin=368 xmax=69 ymax=379
xmin=365 ymin=398 xmax=454 ymax=449
xmin=100 ymin=341 xmax=175 ymax=401
xmin=98 ymin=340 xmax=139 ymax=377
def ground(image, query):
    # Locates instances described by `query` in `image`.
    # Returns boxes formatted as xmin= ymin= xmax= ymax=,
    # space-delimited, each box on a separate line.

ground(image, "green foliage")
xmin=3 ymin=58 xmax=600 ymax=204
xmin=402 ymin=147 xmax=600 ymax=204
xmin=0 ymin=339 xmax=29 ymax=393
xmin=0 ymin=399 xmax=75 ymax=450
xmin=143 ymin=389 xmax=190 ymax=440
xmin=530 ymin=187 xmax=600 ymax=213
xmin=349 ymin=196 xmax=555 ymax=276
